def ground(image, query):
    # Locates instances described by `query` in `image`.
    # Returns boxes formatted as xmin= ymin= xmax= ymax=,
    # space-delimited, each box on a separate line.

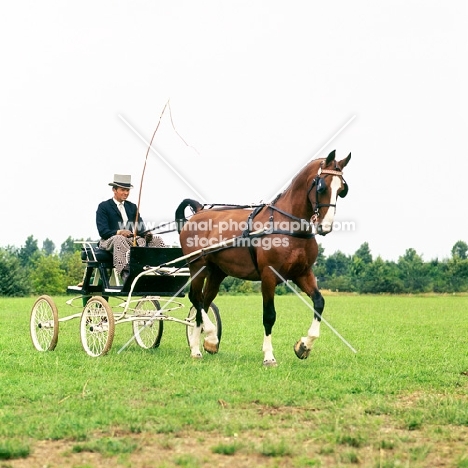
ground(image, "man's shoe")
xmin=121 ymin=269 xmax=130 ymax=283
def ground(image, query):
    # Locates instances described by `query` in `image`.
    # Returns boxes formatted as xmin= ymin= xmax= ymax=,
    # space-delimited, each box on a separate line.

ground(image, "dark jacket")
xmin=96 ymin=199 xmax=146 ymax=240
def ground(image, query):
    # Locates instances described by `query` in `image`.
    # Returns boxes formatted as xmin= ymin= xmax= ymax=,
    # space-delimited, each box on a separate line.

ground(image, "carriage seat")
xmin=81 ymin=246 xmax=113 ymax=264
xmin=66 ymin=246 xmax=119 ymax=296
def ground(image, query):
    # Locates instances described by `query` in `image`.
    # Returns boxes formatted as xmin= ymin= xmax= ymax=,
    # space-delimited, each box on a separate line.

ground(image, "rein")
xmin=156 ymin=164 xmax=345 ymax=238
xmin=204 ymin=203 xmax=264 ymax=210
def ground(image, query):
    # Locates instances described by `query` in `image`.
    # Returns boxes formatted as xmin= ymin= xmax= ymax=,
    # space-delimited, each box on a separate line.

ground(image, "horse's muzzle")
xmin=316 ymin=223 xmax=332 ymax=236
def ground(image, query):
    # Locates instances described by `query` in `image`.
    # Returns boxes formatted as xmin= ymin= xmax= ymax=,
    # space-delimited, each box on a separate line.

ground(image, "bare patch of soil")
xmin=4 ymin=404 xmax=468 ymax=468
xmin=4 ymin=432 xmax=296 ymax=468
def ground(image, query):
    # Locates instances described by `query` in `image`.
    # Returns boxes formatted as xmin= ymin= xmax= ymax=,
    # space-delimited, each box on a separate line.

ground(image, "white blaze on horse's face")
xmin=316 ymin=175 xmax=341 ymax=235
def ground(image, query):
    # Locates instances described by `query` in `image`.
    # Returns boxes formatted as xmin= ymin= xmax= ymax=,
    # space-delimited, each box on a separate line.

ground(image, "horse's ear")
xmin=338 ymin=152 xmax=351 ymax=170
xmin=325 ymin=150 xmax=336 ymax=165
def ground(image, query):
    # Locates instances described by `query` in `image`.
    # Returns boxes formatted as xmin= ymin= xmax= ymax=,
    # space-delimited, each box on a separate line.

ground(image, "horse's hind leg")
xmin=293 ymin=275 xmax=324 ymax=360
xmin=187 ymin=270 xmax=206 ymax=359
xmin=200 ymin=267 xmax=226 ymax=354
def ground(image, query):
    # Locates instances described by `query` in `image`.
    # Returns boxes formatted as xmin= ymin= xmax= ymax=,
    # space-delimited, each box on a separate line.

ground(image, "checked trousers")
xmin=99 ymin=235 xmax=165 ymax=274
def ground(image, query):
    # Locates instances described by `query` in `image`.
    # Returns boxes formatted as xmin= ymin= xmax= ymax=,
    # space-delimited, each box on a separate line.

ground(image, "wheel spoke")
xmin=80 ymin=297 xmax=114 ymax=357
xmin=30 ymin=296 xmax=59 ymax=351
xmin=132 ymin=298 xmax=164 ymax=349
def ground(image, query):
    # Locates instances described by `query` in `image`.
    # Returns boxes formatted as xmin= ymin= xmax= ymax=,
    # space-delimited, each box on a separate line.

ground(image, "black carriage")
xmin=29 ymin=242 xmax=221 ymax=357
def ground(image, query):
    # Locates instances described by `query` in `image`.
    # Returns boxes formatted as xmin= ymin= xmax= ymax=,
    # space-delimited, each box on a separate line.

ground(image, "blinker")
xmin=338 ymin=180 xmax=348 ymax=198
xmin=316 ymin=177 xmax=326 ymax=194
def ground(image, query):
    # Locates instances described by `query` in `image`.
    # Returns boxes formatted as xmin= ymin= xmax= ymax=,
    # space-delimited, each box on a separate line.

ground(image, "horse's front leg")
xmin=294 ymin=287 xmax=324 ymax=359
xmin=261 ymin=275 xmax=278 ymax=367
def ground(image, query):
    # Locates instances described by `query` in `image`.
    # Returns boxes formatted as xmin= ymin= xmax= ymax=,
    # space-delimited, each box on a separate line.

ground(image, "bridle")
xmin=307 ymin=162 xmax=348 ymax=222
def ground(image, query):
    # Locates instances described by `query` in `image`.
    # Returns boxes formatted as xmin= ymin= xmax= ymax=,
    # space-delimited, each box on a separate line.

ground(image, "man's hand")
xmin=117 ymin=229 xmax=133 ymax=238
xmin=145 ymin=232 xmax=153 ymax=243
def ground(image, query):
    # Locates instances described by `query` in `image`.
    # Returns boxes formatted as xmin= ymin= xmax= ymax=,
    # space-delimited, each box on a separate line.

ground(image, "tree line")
xmin=219 ymin=240 xmax=468 ymax=295
xmin=1 ymin=236 xmax=468 ymax=297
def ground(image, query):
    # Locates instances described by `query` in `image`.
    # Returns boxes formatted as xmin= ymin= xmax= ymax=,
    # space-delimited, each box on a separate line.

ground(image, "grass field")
xmin=1 ymin=293 xmax=468 ymax=467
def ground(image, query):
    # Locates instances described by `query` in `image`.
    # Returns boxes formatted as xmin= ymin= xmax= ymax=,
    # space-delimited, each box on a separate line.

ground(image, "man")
xmin=96 ymin=174 xmax=165 ymax=281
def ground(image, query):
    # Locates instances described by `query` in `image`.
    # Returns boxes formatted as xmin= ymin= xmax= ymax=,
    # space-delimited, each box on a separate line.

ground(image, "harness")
xmin=242 ymin=204 xmax=315 ymax=271
xmin=184 ymin=161 xmax=347 ymax=273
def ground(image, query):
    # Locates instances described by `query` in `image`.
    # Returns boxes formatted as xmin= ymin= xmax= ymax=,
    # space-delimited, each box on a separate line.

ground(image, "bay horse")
xmin=175 ymin=150 xmax=351 ymax=366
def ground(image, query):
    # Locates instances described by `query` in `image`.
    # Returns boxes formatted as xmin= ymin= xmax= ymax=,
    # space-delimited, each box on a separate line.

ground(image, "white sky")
xmin=1 ymin=0 xmax=467 ymax=261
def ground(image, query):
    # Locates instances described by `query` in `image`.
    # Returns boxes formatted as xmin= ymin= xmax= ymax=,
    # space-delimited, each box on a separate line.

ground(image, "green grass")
xmin=211 ymin=441 xmax=243 ymax=455
xmin=0 ymin=439 xmax=30 ymax=460
xmin=1 ymin=293 xmax=468 ymax=466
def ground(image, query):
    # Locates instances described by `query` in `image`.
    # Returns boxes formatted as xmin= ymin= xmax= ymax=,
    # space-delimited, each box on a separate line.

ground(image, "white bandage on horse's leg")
xmin=301 ymin=317 xmax=321 ymax=350
xmin=201 ymin=309 xmax=218 ymax=346
xmin=189 ymin=324 xmax=203 ymax=358
xmin=262 ymin=334 xmax=276 ymax=364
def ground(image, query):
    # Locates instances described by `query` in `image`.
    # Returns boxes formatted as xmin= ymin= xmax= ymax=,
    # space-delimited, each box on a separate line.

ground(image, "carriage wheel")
xmin=80 ymin=296 xmax=115 ymax=357
xmin=186 ymin=303 xmax=222 ymax=347
xmin=30 ymin=295 xmax=59 ymax=351
xmin=132 ymin=298 xmax=164 ymax=349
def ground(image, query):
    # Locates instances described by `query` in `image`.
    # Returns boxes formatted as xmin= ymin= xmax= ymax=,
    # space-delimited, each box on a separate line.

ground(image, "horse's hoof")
xmin=263 ymin=359 xmax=278 ymax=367
xmin=203 ymin=341 xmax=219 ymax=355
xmin=294 ymin=340 xmax=310 ymax=360
xmin=191 ymin=352 xmax=203 ymax=359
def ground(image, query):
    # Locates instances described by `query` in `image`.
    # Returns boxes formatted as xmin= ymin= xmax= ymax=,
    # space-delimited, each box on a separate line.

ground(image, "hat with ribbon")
xmin=109 ymin=174 xmax=133 ymax=189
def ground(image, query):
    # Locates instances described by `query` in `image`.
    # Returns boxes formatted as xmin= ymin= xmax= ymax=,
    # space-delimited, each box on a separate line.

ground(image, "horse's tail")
xmin=175 ymin=198 xmax=204 ymax=233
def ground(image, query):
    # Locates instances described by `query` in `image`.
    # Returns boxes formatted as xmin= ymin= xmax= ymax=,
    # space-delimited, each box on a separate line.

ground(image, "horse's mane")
xmin=176 ymin=157 xmax=326 ymax=230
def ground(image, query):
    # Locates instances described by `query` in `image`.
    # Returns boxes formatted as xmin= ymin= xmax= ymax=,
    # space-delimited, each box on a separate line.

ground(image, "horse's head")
xmin=308 ymin=150 xmax=351 ymax=235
